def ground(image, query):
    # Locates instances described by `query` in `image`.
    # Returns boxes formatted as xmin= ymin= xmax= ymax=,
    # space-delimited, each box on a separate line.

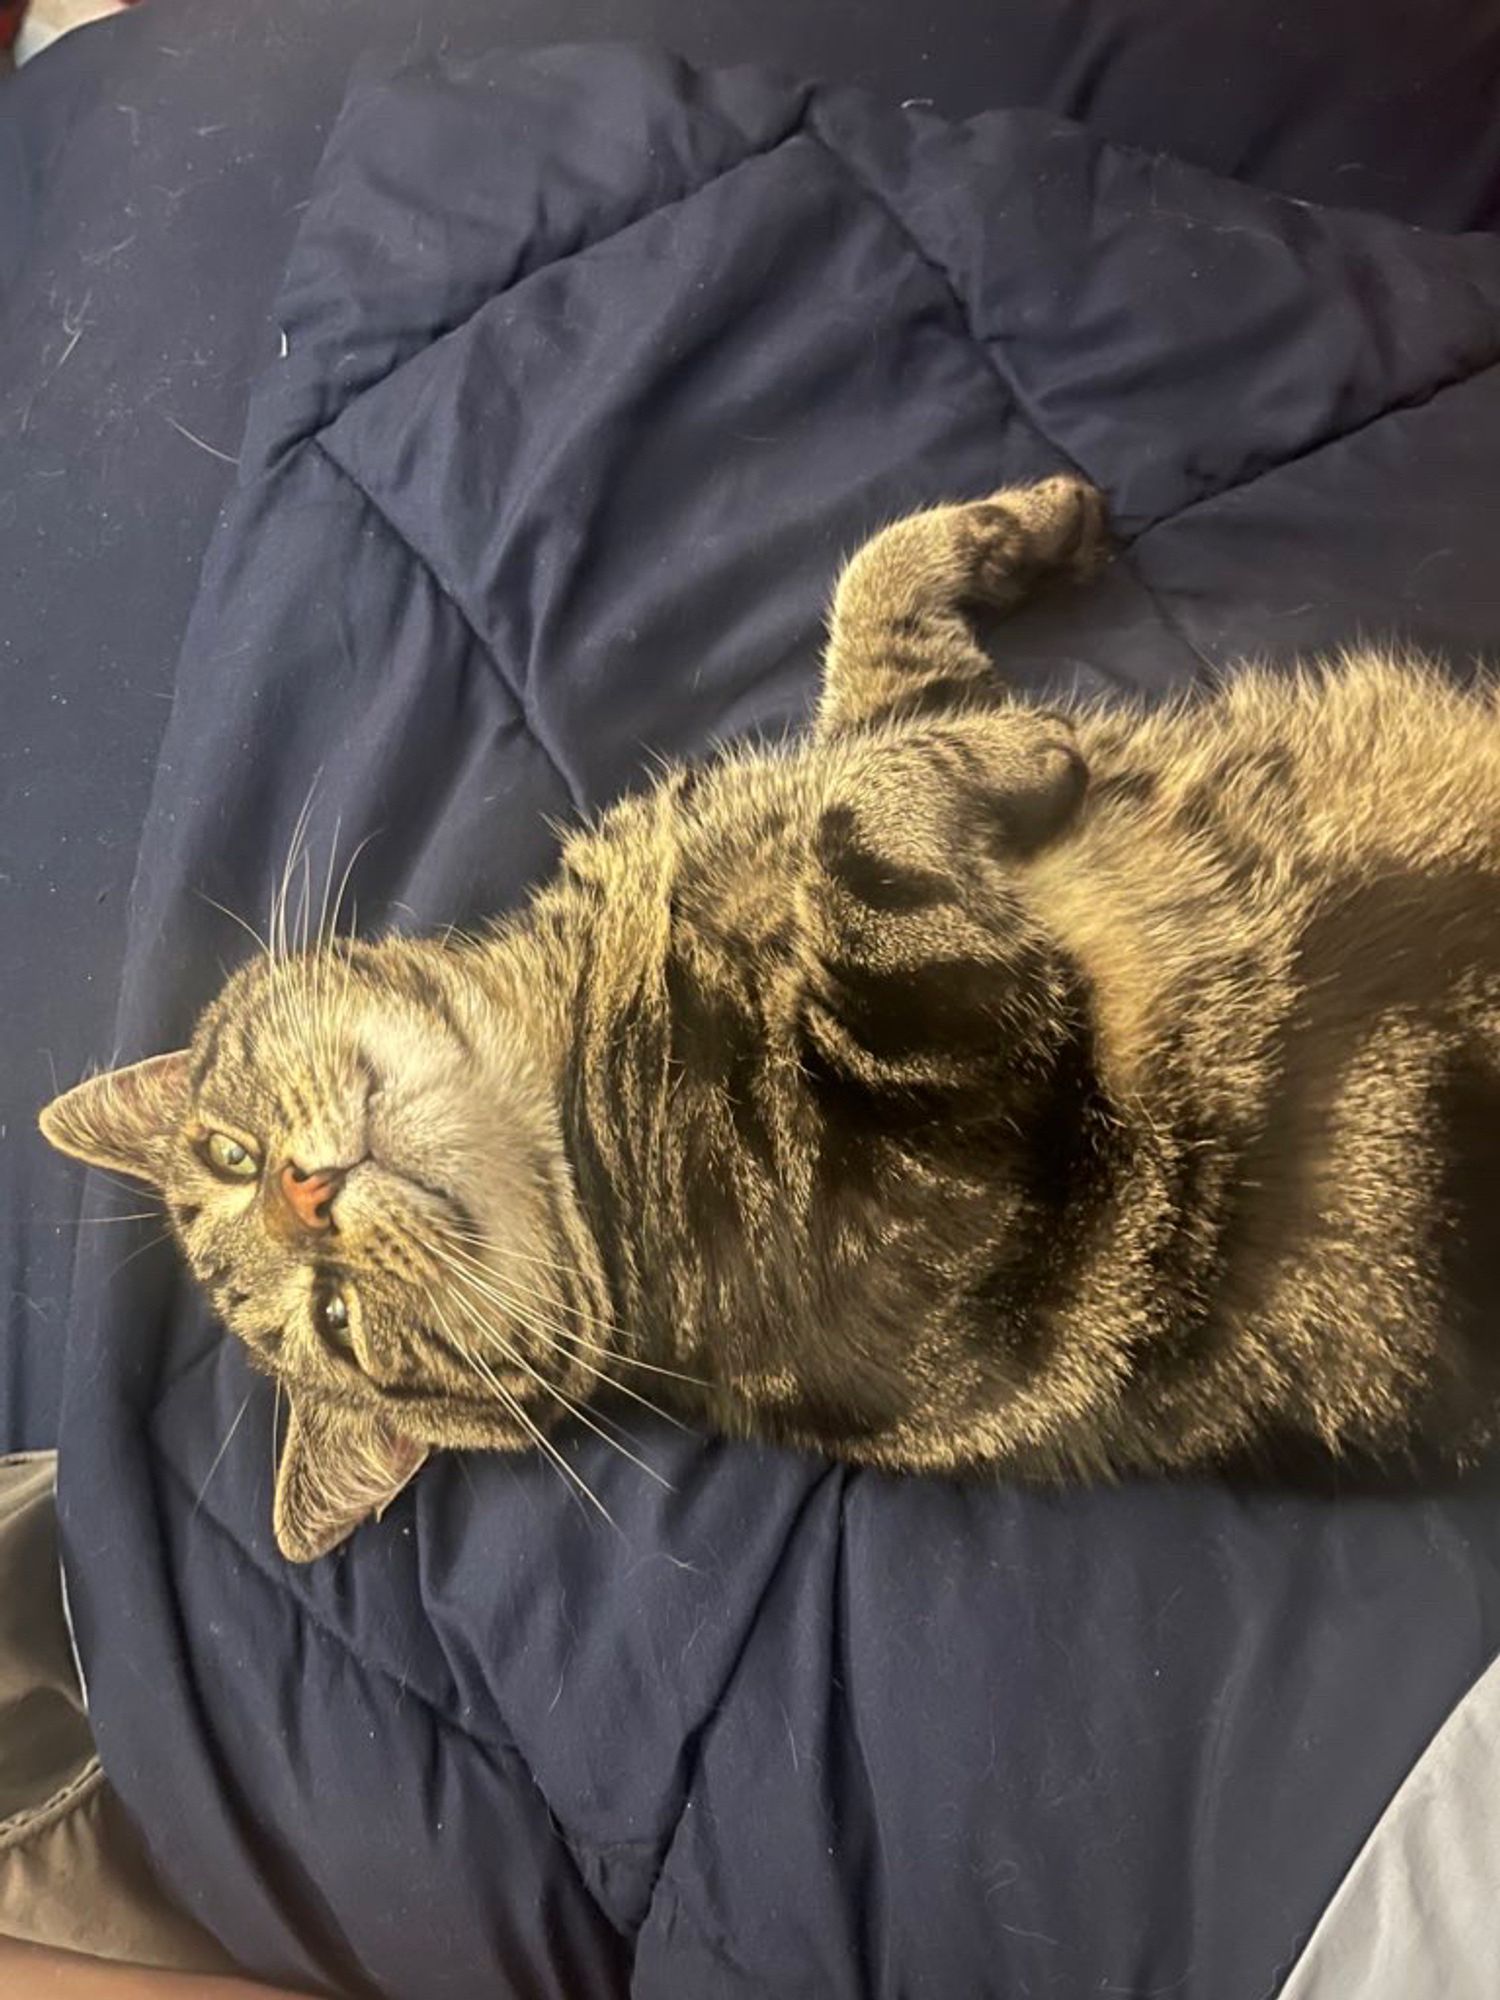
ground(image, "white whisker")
xmin=193 ymin=889 xmax=271 ymax=957
xmin=106 ymin=1230 xmax=171 ymax=1278
xmin=297 ymin=846 xmax=314 ymax=957
xmin=429 ymin=1296 xmax=618 ymax=1528
xmin=446 ymin=1284 xmax=674 ymax=1490
xmin=271 ymin=774 xmax=321 ymax=965
xmin=317 ymin=813 xmax=344 ymax=951
xmin=435 ymin=1232 xmax=705 ymax=1389
xmin=329 ymin=831 xmax=377 ymax=946
xmin=52 ymin=1211 xmax=161 ymax=1229
xmin=437 ymin=1225 xmax=689 ymax=1361
xmin=85 ymin=1168 xmax=162 ymax=1205
xmin=194 ymin=1389 xmax=253 ymax=1513
xmin=443 ymin=1258 xmax=691 ymax=1431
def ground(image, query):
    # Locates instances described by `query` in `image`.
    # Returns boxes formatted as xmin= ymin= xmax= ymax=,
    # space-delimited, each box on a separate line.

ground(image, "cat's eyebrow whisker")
xmin=316 ymin=813 xmax=344 ymax=953
xmin=446 ymin=1282 xmax=675 ymax=1490
xmin=193 ymin=890 xmax=272 ymax=958
xmin=428 ymin=1295 xmax=618 ymax=1528
xmin=327 ymin=831 xmax=377 ymax=949
xmin=296 ymin=846 xmax=315 ymax=958
xmin=270 ymin=775 xmax=321 ymax=967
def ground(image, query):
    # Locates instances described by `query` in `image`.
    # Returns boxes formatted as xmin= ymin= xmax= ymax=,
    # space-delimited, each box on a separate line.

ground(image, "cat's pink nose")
xmin=277 ymin=1162 xmax=346 ymax=1236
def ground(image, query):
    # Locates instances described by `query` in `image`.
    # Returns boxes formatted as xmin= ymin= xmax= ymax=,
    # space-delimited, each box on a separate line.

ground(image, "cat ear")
xmin=37 ymin=1051 xmax=192 ymax=1186
xmin=273 ymin=1394 xmax=429 ymax=1562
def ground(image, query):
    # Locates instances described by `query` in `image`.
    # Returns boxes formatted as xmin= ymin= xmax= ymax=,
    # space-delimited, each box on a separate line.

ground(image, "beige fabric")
xmin=16 ymin=1 xmax=128 ymax=67
xmin=1277 ymin=1645 xmax=1500 ymax=2000
xmin=0 ymin=1452 xmax=237 ymax=1973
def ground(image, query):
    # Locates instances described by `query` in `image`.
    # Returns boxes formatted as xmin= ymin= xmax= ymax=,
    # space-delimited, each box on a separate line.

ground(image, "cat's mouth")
xmin=348 ymin=1151 xmax=483 ymax=1258
xmin=397 ymin=1167 xmax=479 ymax=1243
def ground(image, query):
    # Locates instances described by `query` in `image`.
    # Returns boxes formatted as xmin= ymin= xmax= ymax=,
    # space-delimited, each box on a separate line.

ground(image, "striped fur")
xmin=40 ymin=478 xmax=1500 ymax=1556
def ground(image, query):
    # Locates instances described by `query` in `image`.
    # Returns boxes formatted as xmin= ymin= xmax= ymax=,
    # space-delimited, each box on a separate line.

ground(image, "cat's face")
xmin=39 ymin=938 xmax=605 ymax=1560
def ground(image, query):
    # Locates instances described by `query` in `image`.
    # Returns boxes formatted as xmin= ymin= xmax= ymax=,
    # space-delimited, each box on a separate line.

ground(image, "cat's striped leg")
xmin=817 ymin=476 xmax=1108 ymax=735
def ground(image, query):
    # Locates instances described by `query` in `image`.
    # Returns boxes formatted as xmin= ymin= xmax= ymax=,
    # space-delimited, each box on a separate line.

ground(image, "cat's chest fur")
xmin=568 ymin=657 xmax=1500 ymax=1478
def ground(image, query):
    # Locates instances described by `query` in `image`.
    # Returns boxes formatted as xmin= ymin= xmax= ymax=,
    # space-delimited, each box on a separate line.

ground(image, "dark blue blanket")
xmin=55 ymin=46 xmax=1500 ymax=1999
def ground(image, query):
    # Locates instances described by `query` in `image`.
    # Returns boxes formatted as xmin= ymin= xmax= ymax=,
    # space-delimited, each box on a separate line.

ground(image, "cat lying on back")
xmin=41 ymin=476 xmax=1500 ymax=1560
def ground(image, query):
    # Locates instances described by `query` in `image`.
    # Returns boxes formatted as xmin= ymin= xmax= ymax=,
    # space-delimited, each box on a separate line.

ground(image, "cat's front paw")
xmin=963 ymin=475 xmax=1111 ymax=604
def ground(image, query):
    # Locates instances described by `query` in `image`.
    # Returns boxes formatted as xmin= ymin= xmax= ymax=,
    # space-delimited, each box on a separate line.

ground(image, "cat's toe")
xmin=1016 ymin=475 xmax=1112 ymax=574
xmin=965 ymin=476 xmax=1111 ymax=602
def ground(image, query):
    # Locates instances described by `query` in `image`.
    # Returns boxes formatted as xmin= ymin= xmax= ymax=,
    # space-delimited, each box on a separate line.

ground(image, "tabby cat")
xmin=40 ymin=477 xmax=1500 ymax=1560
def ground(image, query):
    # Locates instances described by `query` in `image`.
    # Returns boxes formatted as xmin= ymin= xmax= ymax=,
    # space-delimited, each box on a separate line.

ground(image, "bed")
xmin=6 ymin=4 xmax=1500 ymax=1994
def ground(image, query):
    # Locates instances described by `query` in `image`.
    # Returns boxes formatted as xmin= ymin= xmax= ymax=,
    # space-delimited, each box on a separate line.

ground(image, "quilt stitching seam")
xmin=818 ymin=123 xmax=1500 ymax=538
xmin=1134 ymin=347 xmax=1500 ymax=537
xmin=307 ymin=436 xmax=584 ymax=813
xmin=152 ymin=1436 xmax=642 ymax=1928
xmin=280 ymin=95 xmax=812 ymax=474
xmin=808 ymin=128 xmax=1095 ymax=489
xmin=292 ymin=104 xmax=822 ymax=818
xmin=153 ymin=1444 xmax=490 ymax=1748
xmin=633 ymin=1464 xmax=848 ymax=1942
xmin=286 ymin=89 xmax=814 ymax=467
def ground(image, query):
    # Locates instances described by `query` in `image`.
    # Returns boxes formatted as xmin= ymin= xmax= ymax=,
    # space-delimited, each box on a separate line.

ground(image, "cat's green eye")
xmin=201 ymin=1131 xmax=260 ymax=1181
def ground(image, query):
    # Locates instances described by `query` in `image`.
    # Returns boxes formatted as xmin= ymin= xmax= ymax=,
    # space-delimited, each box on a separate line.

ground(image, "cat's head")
xmin=39 ymin=938 xmax=605 ymax=1561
